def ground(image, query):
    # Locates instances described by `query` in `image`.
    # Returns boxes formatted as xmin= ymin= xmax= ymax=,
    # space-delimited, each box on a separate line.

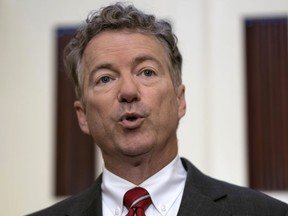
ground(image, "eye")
xmin=141 ymin=69 xmax=155 ymax=77
xmin=98 ymin=76 xmax=111 ymax=84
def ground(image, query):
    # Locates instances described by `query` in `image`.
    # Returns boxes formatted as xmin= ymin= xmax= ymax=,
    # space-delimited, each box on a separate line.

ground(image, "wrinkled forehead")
xmin=81 ymin=30 xmax=173 ymax=74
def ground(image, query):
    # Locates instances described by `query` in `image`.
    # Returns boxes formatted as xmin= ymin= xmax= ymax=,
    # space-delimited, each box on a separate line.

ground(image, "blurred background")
xmin=0 ymin=0 xmax=287 ymax=215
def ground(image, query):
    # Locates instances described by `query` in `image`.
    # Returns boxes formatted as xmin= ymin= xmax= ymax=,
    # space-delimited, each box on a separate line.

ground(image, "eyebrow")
xmin=91 ymin=63 xmax=116 ymax=74
xmin=131 ymin=55 xmax=163 ymax=69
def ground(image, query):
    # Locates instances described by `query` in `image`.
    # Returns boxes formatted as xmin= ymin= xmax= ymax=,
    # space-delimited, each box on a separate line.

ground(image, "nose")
xmin=117 ymin=75 xmax=140 ymax=103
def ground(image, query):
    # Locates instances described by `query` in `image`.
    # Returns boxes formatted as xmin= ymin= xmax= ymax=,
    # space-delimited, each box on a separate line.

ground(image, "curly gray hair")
xmin=64 ymin=2 xmax=182 ymax=102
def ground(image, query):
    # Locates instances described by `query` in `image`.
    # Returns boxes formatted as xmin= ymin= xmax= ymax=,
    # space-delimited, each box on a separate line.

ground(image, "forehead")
xmin=82 ymin=30 xmax=170 ymax=69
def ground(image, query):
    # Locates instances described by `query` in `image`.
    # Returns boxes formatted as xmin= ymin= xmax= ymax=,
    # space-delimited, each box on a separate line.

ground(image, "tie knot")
xmin=123 ymin=187 xmax=152 ymax=215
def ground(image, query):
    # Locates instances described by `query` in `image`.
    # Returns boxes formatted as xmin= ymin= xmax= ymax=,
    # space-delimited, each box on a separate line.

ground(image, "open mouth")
xmin=126 ymin=116 xmax=138 ymax=121
xmin=121 ymin=113 xmax=142 ymax=121
xmin=120 ymin=113 xmax=144 ymax=129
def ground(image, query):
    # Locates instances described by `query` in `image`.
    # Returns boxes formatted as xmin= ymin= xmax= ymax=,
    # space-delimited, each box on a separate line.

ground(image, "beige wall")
xmin=0 ymin=0 xmax=287 ymax=215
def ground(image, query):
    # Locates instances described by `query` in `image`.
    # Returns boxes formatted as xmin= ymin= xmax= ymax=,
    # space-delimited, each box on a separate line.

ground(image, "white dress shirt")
xmin=101 ymin=155 xmax=187 ymax=216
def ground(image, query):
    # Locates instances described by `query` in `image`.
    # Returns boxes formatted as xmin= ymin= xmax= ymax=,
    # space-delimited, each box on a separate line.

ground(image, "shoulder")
xmin=216 ymin=179 xmax=288 ymax=214
xmin=26 ymin=176 xmax=102 ymax=216
xmin=181 ymin=158 xmax=288 ymax=215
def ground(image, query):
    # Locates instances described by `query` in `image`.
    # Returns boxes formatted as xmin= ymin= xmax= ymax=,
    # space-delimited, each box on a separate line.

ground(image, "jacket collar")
xmin=76 ymin=158 xmax=231 ymax=216
xmin=177 ymin=158 xmax=231 ymax=216
xmin=68 ymin=175 xmax=103 ymax=216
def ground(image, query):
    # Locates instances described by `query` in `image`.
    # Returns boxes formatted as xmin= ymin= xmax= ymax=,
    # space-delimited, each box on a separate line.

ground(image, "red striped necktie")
xmin=123 ymin=187 xmax=152 ymax=216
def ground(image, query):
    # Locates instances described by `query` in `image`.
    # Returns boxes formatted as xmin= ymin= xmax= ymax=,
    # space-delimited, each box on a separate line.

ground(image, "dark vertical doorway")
xmin=55 ymin=27 xmax=95 ymax=196
xmin=245 ymin=17 xmax=288 ymax=190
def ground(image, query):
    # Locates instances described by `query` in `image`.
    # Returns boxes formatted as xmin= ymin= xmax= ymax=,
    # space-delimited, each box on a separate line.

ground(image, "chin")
xmin=120 ymin=142 xmax=153 ymax=157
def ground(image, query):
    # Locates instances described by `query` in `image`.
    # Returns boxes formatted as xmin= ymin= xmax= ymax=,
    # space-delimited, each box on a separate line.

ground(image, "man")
xmin=29 ymin=2 xmax=288 ymax=216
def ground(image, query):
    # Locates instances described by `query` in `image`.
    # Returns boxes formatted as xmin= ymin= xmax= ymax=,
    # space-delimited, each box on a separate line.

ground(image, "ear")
xmin=177 ymin=85 xmax=186 ymax=119
xmin=74 ymin=101 xmax=91 ymax=135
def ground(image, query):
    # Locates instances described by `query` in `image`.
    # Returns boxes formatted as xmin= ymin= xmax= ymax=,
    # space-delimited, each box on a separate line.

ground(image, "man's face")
xmin=75 ymin=30 xmax=186 ymax=164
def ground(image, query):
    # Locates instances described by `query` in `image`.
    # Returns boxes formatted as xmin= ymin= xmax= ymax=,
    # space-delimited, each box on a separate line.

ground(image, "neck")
xmin=103 ymin=148 xmax=177 ymax=185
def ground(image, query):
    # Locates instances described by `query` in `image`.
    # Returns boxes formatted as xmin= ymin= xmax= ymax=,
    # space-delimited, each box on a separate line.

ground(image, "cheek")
xmin=84 ymin=101 xmax=107 ymax=131
xmin=85 ymin=92 xmax=113 ymax=117
xmin=153 ymin=90 xmax=179 ymax=120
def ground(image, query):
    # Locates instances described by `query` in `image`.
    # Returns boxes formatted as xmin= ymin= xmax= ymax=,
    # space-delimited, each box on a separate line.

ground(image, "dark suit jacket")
xmin=28 ymin=158 xmax=288 ymax=216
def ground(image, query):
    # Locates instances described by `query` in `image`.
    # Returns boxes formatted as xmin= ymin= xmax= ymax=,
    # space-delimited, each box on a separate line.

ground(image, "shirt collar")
xmin=101 ymin=165 xmax=134 ymax=215
xmin=101 ymin=155 xmax=187 ymax=215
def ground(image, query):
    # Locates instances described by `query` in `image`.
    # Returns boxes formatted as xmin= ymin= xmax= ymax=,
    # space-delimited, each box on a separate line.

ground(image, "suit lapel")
xmin=71 ymin=175 xmax=103 ymax=216
xmin=82 ymin=193 xmax=102 ymax=216
xmin=177 ymin=182 xmax=231 ymax=216
xmin=177 ymin=158 xmax=231 ymax=216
